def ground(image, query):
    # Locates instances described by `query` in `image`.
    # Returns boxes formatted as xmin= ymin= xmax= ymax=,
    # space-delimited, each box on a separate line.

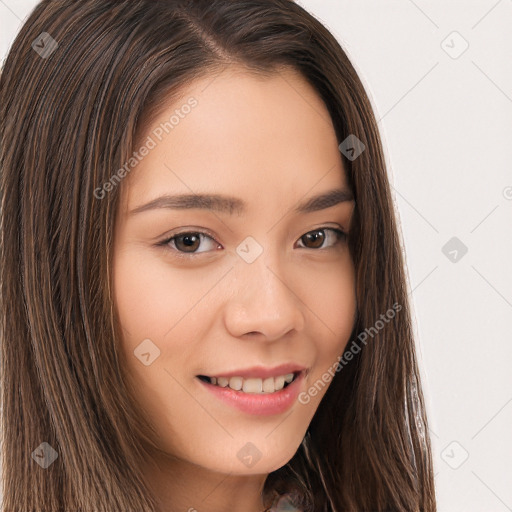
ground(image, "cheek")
xmin=112 ymin=247 xmax=224 ymax=383
xmin=316 ymin=272 xmax=356 ymax=339
xmin=309 ymin=254 xmax=356 ymax=342
xmin=303 ymin=259 xmax=356 ymax=398
xmin=112 ymin=248 xmax=215 ymax=442
xmin=113 ymin=248 xmax=200 ymax=342
xmin=114 ymin=249 xmax=162 ymax=337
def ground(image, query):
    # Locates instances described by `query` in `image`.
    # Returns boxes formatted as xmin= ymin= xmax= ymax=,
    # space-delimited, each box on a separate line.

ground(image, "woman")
xmin=0 ymin=1 xmax=437 ymax=511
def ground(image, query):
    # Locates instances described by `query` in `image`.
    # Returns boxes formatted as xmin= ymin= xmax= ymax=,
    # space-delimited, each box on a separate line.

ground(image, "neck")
xmin=142 ymin=450 xmax=269 ymax=512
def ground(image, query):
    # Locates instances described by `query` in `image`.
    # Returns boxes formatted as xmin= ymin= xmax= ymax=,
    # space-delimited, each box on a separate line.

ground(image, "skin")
xmin=113 ymin=65 xmax=357 ymax=512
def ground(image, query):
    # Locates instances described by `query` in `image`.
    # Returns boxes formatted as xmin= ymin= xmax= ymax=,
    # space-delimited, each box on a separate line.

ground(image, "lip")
xmin=197 ymin=370 xmax=305 ymax=416
xmin=199 ymin=363 xmax=307 ymax=380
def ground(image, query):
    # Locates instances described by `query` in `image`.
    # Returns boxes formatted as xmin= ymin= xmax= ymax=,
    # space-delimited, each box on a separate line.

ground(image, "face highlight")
xmin=112 ymin=66 xmax=357 ymax=481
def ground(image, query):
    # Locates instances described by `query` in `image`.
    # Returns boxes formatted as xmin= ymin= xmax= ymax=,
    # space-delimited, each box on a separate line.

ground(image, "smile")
xmin=197 ymin=372 xmax=297 ymax=394
xmin=196 ymin=370 xmax=305 ymax=416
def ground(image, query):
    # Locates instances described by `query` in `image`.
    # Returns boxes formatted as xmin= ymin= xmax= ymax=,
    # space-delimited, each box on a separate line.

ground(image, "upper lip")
xmin=199 ymin=363 xmax=307 ymax=379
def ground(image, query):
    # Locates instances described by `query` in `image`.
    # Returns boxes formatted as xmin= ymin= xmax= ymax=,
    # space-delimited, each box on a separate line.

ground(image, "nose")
xmin=223 ymin=255 xmax=306 ymax=341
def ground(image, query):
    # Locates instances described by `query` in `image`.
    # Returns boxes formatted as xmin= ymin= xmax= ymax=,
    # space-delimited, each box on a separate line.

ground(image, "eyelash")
xmin=156 ymin=227 xmax=347 ymax=259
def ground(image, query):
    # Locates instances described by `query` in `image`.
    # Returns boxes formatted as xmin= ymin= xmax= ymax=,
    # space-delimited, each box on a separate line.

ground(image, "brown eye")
xmin=159 ymin=231 xmax=221 ymax=256
xmin=174 ymin=233 xmax=201 ymax=253
xmin=297 ymin=228 xmax=346 ymax=250
xmin=301 ymin=230 xmax=325 ymax=249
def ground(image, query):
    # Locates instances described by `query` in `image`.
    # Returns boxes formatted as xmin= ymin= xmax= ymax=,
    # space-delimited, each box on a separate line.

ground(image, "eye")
xmin=295 ymin=228 xmax=347 ymax=250
xmin=157 ymin=227 xmax=347 ymax=258
xmin=157 ymin=231 xmax=221 ymax=257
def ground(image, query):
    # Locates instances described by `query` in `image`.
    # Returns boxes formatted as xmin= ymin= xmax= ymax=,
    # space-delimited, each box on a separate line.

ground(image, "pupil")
xmin=178 ymin=234 xmax=199 ymax=251
xmin=305 ymin=230 xmax=324 ymax=248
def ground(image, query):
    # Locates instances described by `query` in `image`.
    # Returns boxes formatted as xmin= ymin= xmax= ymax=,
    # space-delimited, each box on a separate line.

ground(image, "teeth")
xmin=207 ymin=372 xmax=296 ymax=394
xmin=274 ymin=375 xmax=285 ymax=391
xmin=243 ymin=378 xmax=262 ymax=393
xmin=262 ymin=377 xmax=275 ymax=393
xmin=229 ymin=376 xmax=243 ymax=391
xmin=217 ymin=377 xmax=229 ymax=387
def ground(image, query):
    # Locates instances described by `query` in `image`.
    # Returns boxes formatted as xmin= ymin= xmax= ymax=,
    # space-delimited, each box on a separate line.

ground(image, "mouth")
xmin=196 ymin=368 xmax=306 ymax=415
xmin=197 ymin=371 xmax=300 ymax=394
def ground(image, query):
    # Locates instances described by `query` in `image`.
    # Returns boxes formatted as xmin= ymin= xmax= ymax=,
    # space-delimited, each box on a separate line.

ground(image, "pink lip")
xmin=201 ymin=363 xmax=306 ymax=379
xmin=197 ymin=371 xmax=305 ymax=416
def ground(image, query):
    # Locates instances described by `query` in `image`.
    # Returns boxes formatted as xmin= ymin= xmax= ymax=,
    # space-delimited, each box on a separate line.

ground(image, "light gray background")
xmin=1 ymin=1 xmax=511 ymax=511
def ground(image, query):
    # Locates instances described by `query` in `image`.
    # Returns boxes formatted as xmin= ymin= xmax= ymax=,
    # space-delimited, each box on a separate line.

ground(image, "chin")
xmin=204 ymin=431 xmax=305 ymax=475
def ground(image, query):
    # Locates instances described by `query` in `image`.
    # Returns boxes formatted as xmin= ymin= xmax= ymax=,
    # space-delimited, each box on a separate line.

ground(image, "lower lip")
xmin=197 ymin=372 xmax=304 ymax=416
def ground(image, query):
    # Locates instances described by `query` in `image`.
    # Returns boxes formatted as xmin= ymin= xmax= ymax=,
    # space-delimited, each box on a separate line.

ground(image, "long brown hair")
xmin=0 ymin=1 xmax=437 ymax=510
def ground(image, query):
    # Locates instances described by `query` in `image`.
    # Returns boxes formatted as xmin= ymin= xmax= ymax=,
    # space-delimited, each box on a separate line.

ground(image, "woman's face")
xmin=113 ymin=66 xmax=356 ymax=476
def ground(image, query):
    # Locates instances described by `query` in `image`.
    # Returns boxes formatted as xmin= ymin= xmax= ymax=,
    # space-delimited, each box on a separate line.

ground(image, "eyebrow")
xmin=128 ymin=187 xmax=354 ymax=217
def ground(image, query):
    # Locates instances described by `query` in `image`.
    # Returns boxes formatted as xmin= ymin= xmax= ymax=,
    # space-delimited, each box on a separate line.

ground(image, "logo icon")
xmin=237 ymin=442 xmax=262 ymax=468
xmin=236 ymin=236 xmax=264 ymax=264
xmin=442 ymin=237 xmax=468 ymax=263
xmin=441 ymin=31 xmax=469 ymax=60
xmin=32 ymin=442 xmax=58 ymax=469
xmin=134 ymin=338 xmax=161 ymax=366
xmin=338 ymin=135 xmax=365 ymax=161
xmin=441 ymin=440 xmax=469 ymax=469
xmin=31 ymin=32 xmax=58 ymax=58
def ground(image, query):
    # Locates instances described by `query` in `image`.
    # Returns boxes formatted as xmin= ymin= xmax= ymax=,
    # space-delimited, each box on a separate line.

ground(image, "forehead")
xmin=120 ymin=65 xmax=349 ymax=213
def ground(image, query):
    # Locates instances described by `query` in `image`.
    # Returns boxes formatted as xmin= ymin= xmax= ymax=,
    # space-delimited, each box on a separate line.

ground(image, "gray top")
xmin=267 ymin=493 xmax=302 ymax=512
